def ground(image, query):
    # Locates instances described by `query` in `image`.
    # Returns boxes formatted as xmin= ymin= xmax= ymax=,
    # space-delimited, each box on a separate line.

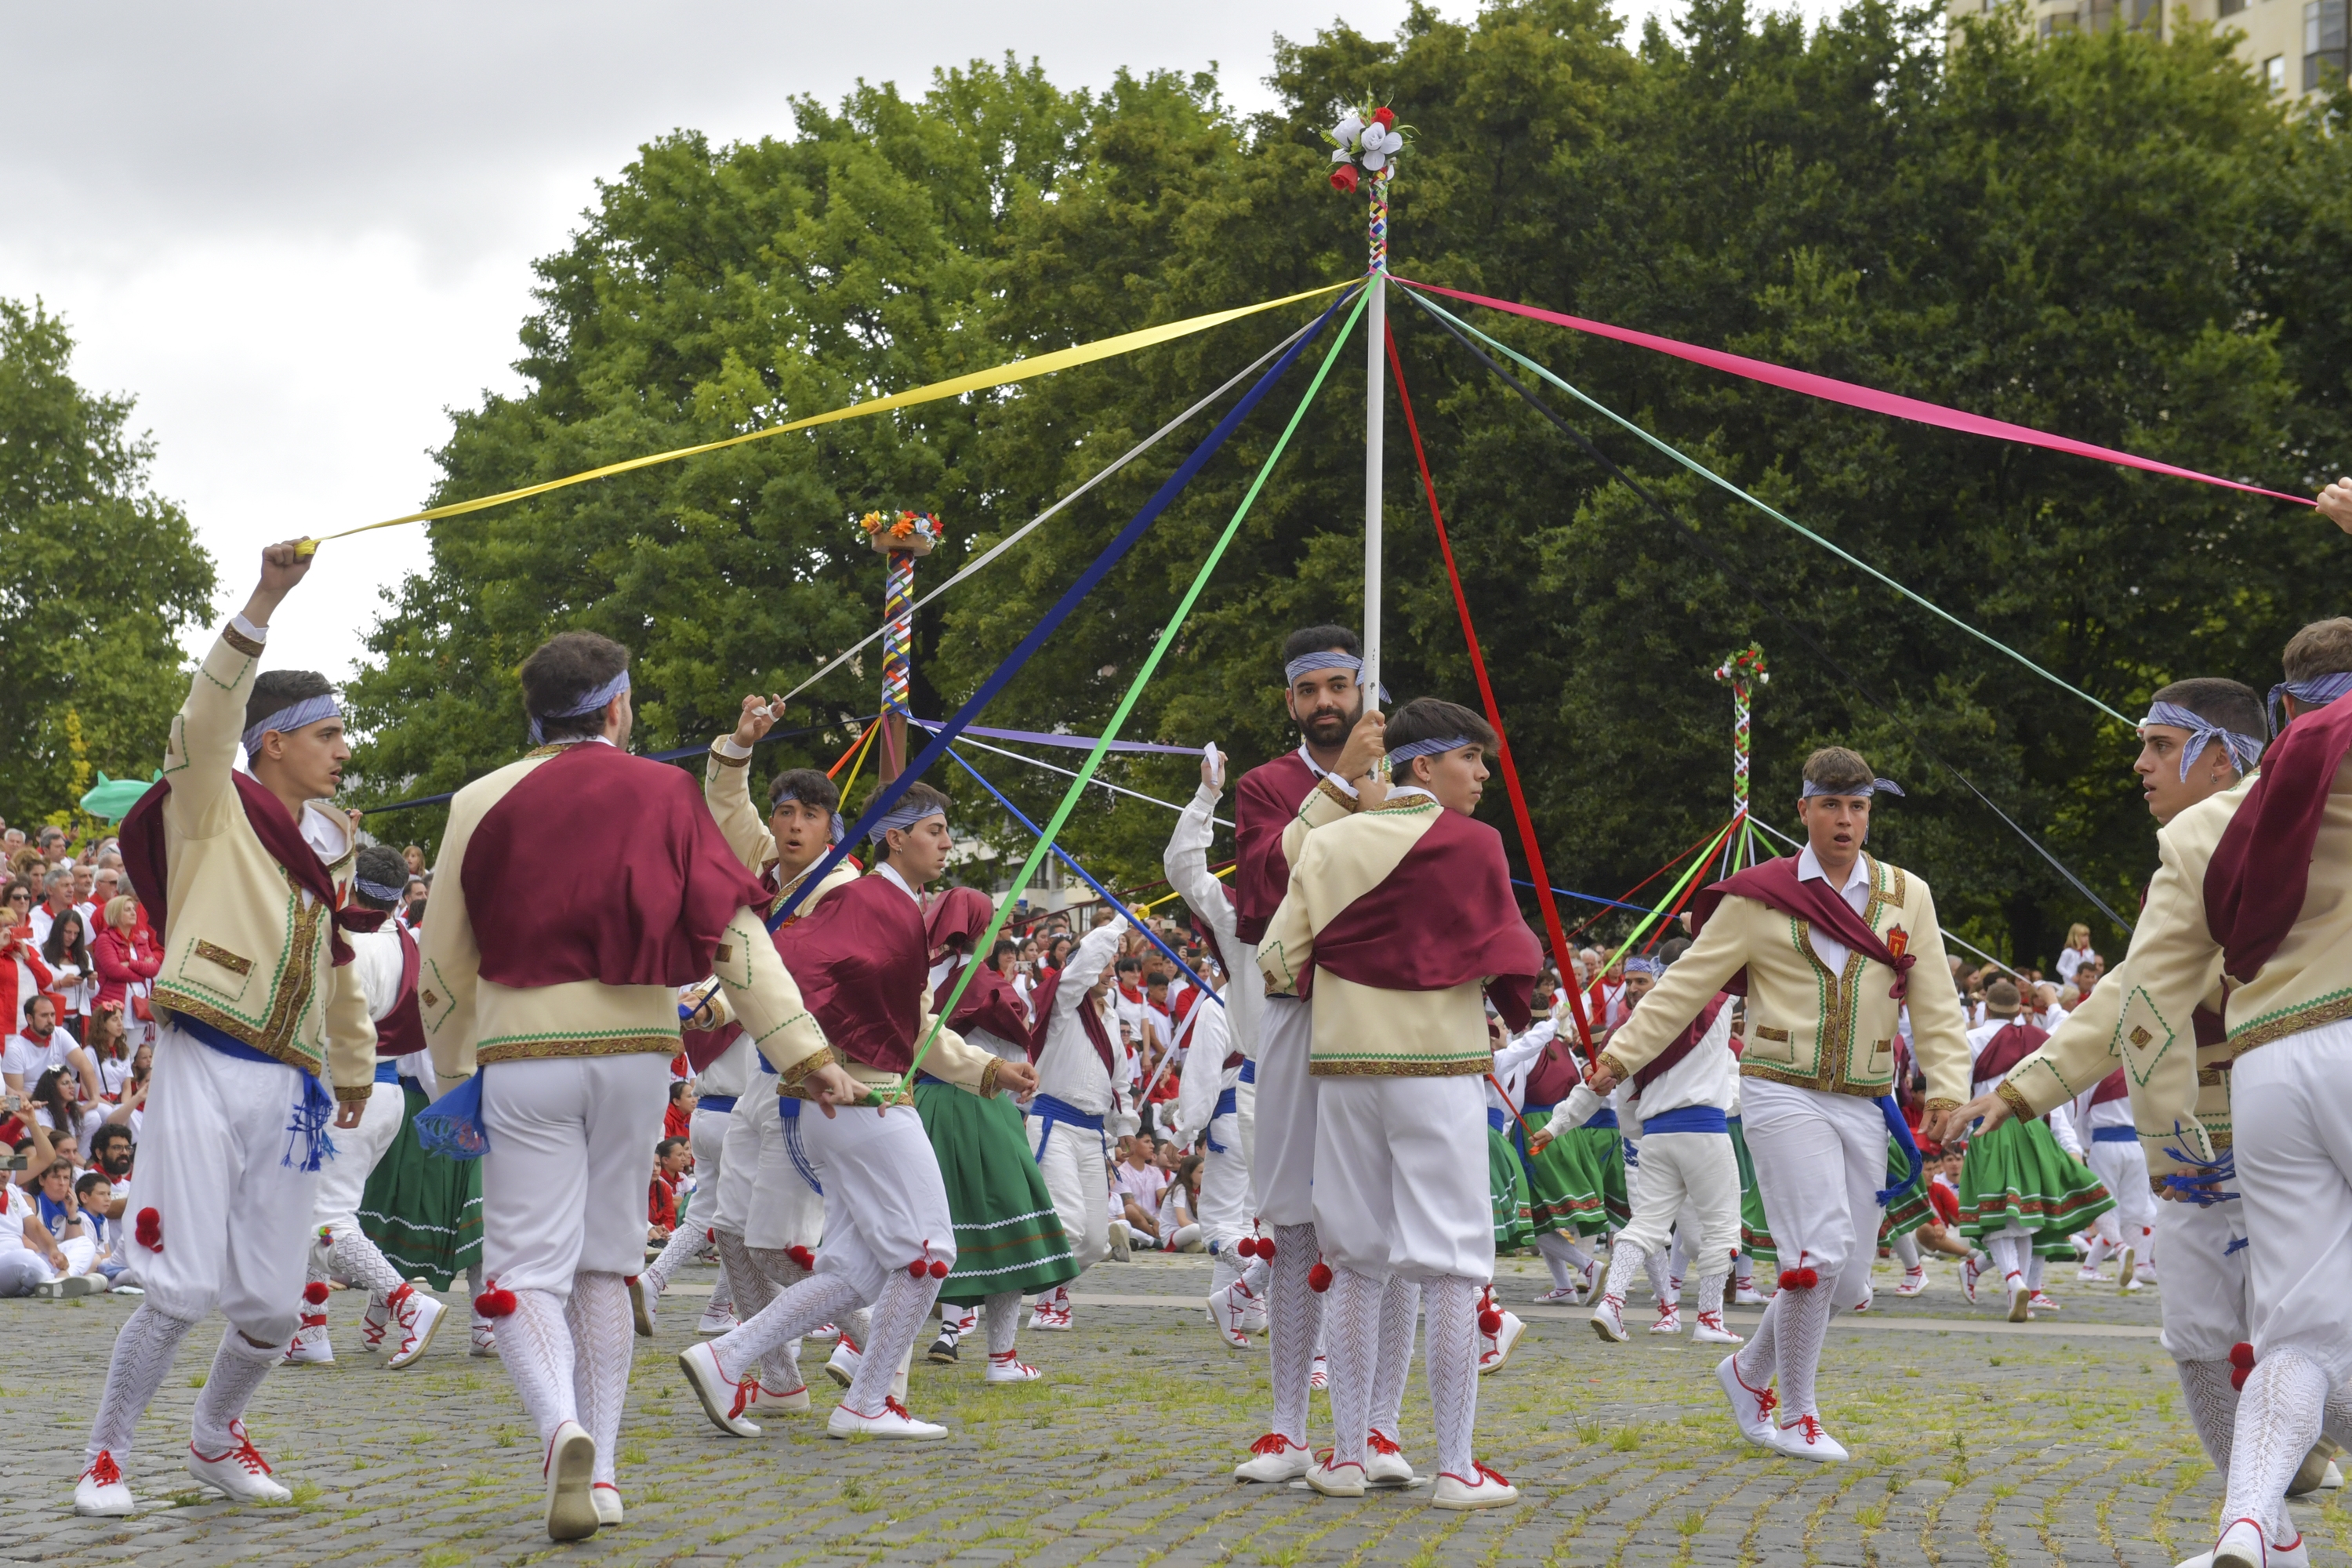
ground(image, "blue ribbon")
xmin=1029 ymin=1091 xmax=1107 ymax=1167
xmin=416 ymin=1071 xmax=489 ymax=1161
xmin=932 ymin=735 xmax=1221 ymax=1005
xmin=2158 ymin=1123 xmax=2238 ymax=1206
xmin=770 ymin=288 xmax=1356 ymax=931
xmin=1874 ymin=1094 xmax=1924 ymax=1207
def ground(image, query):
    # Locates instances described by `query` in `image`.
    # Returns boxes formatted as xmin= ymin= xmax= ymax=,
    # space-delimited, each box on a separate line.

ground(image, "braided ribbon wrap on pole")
xmin=882 ymin=549 xmax=915 ymax=715
xmin=1714 ymin=643 xmax=1767 ymax=873
xmin=1368 ymin=165 xmax=1391 ymax=275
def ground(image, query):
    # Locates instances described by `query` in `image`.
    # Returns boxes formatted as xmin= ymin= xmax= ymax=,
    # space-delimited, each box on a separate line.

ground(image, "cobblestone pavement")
xmin=2 ymin=1250 xmax=2341 ymax=1566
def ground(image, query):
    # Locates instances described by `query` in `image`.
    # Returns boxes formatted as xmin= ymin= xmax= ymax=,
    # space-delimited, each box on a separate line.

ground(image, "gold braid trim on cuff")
xmin=223 ymin=626 xmax=265 ymax=659
xmin=777 ymin=1044 xmax=837 ymax=1089
xmin=978 ymin=1057 xmax=1003 ymax=1098
xmin=1994 ymin=1081 xmax=2035 ymax=1123
xmin=1599 ymin=1051 xmax=1634 ymax=1083
xmin=1922 ymin=1097 xmax=1961 ymax=1118
xmin=334 ymin=1083 xmax=376 ymax=1105
xmin=711 ymin=744 xmax=753 ymax=768
xmin=1314 ymin=776 xmax=1359 ymax=813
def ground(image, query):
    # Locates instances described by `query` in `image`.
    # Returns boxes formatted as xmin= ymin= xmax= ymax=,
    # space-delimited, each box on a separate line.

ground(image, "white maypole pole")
xmin=1331 ymin=101 xmax=1406 ymax=702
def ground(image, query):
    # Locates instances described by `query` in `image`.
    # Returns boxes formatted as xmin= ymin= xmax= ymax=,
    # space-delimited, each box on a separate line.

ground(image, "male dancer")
xmin=78 ymin=541 xmax=377 ymax=1517
xmin=1261 ymin=697 xmax=1540 ymax=1510
xmin=679 ymin=783 xmax=1036 ymax=1441
xmin=1165 ymin=747 xmax=1264 ymax=1343
xmin=1936 ymin=662 xmax=2350 ymax=1563
xmin=1537 ymin=947 xmax=1743 ymax=1348
xmin=422 ymin=633 xmax=858 ymax=1540
xmin=1594 ymin=747 xmax=1972 ymax=1463
xmin=285 ymin=844 xmax=448 ymax=1370
xmin=1229 ymin=626 xmax=1390 ymax=1483
xmin=1022 ymin=916 xmax=1128 ymax=1330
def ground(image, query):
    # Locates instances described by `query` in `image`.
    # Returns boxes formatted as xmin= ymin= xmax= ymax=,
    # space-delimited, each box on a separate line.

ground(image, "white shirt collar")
xmin=1385 ymin=784 xmax=1436 ymax=804
xmin=1795 ymin=843 xmax=1869 ymax=893
xmin=546 ymin=735 xmax=615 ymax=749
xmin=876 ymin=862 xmax=922 ymax=904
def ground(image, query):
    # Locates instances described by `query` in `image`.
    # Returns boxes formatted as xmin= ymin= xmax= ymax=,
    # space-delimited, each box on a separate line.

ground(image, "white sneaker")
xmin=1209 ymin=1282 xmax=1255 ymax=1349
xmin=1649 ymin=1302 xmax=1683 ymax=1335
xmin=1716 ymin=1354 xmax=1779 ymax=1447
xmin=2076 ymin=1265 xmax=2108 ymax=1284
xmin=1309 ymin=1355 xmax=1328 ymax=1391
xmin=33 ymin=1273 xmax=103 ymax=1298
xmin=677 ymin=1341 xmax=764 ymax=1437
xmin=1240 ymin=1296 xmax=1269 ymax=1334
xmin=1771 ymin=1414 xmax=1849 ymax=1463
xmin=74 ymin=1450 xmax=134 ymax=1517
xmin=542 ymin=1420 xmax=598 ymax=1541
xmin=1693 ymin=1309 xmax=1743 ymax=1345
xmin=824 ymin=1339 xmax=861 ymax=1388
xmin=2030 ymin=1291 xmax=2061 ymax=1313
xmin=1849 ymin=1285 xmax=1874 ymax=1315
xmin=1962 ymin=1255 xmax=1983 ymax=1305
xmin=2005 ymin=1274 xmax=2032 ymax=1323
xmin=592 ymin=1483 xmax=623 ymax=1527
xmin=1234 ymin=1432 xmax=1312 ymax=1483
xmin=827 ymin=1396 xmax=946 ymax=1440
xmin=1733 ymin=1283 xmax=1767 ymax=1306
xmin=1366 ymin=1431 xmax=1414 ymax=1486
xmin=1432 ymin=1462 xmax=1519 ymax=1510
xmin=2119 ymin=1245 xmax=2140 ymax=1294
xmin=1590 ymin=1293 xmax=1629 ymax=1343
xmin=385 ymin=1289 xmax=446 ymax=1370
xmin=469 ymin=1320 xmax=499 ymax=1359
xmin=985 ymin=1351 xmax=1041 ymax=1383
xmin=627 ymin=1275 xmax=656 ymax=1337
xmin=2210 ymin=1514 xmax=2310 ymax=1568
xmin=283 ymin=1312 xmax=334 ymax=1365
xmin=749 ymin=1377 xmax=811 ymax=1415
xmin=1894 ymin=1267 xmax=1930 ymax=1297
xmin=1534 ymin=1285 xmax=1582 ymax=1305
xmin=2321 ymin=1460 xmax=2344 ymax=1490
xmin=1481 ymin=1310 xmax=1526 ymax=1374
xmin=187 ymin=1421 xmax=293 ymax=1503
xmin=2289 ymin=1445 xmax=2336 ymax=1497
xmin=1304 ymin=1454 xmax=1367 ymax=1497
xmin=695 ymin=1304 xmax=738 ymax=1335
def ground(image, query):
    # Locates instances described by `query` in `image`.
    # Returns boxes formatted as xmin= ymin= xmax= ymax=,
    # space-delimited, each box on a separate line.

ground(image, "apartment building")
xmin=1948 ymin=0 xmax=2347 ymax=97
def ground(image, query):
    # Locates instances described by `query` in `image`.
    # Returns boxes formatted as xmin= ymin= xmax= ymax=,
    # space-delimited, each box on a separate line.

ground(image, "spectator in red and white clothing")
xmin=42 ymin=908 xmax=94 ymax=1040
xmin=0 ymin=906 xmax=55 ymax=1063
xmin=26 ymin=866 xmax=75 ymax=949
xmin=648 ymin=1137 xmax=690 ymax=1240
xmin=90 ymin=897 xmax=158 ymax=1044
xmin=82 ymin=1007 xmax=134 ymax=1101
xmin=6 ymin=996 xmax=96 ymax=1103
xmin=663 ymin=1080 xmax=695 ymax=1143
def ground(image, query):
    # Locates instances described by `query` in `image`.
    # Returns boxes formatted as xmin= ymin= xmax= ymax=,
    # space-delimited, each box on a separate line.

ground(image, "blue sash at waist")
xmin=373 ymin=1061 xmax=401 ymax=1086
xmin=699 ymin=1094 xmax=738 ymax=1114
xmin=1214 ymin=1087 xmax=1238 ymax=1120
xmin=1581 ymin=1108 xmax=1618 ymax=1131
xmin=1640 ymin=1105 xmax=1729 ymax=1136
xmin=1237 ymin=1058 xmax=1257 ymax=1084
xmin=1486 ymin=1107 xmax=1508 ymax=1133
xmin=172 ymin=1011 xmax=285 ymax=1068
xmin=2092 ymin=1125 xmax=2139 ymax=1144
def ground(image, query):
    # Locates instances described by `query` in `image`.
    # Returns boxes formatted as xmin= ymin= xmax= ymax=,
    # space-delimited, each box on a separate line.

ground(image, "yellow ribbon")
xmin=296 ymin=279 xmax=1354 ymax=555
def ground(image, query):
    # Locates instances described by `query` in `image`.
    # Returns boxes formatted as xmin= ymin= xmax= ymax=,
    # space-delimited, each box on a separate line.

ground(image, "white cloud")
xmin=1 ymin=0 xmax=1836 ymax=681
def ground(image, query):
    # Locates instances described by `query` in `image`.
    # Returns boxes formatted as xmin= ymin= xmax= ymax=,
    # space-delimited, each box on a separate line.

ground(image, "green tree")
xmin=0 ymin=299 xmax=216 ymax=826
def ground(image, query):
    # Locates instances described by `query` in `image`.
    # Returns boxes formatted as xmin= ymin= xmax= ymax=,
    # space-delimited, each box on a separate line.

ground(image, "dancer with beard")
xmin=1229 ymin=626 xmax=1397 ymax=1484
xmin=420 ymin=635 xmax=859 ymax=1540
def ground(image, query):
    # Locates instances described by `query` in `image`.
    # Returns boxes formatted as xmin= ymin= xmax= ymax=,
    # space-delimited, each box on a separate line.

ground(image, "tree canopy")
xmin=348 ymin=0 xmax=2352 ymax=967
xmin=0 ymin=299 xmax=217 ymax=828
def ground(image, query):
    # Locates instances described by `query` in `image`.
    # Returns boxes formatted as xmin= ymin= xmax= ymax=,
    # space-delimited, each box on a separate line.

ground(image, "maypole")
xmin=1330 ymin=103 xmax=1408 ymax=699
xmin=858 ymin=509 xmax=942 ymax=783
xmin=1712 ymin=642 xmax=1768 ymax=874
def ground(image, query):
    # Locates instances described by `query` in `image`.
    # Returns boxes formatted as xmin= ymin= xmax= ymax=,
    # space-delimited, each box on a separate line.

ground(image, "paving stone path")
xmin=2 ymin=1251 xmax=2339 ymax=1566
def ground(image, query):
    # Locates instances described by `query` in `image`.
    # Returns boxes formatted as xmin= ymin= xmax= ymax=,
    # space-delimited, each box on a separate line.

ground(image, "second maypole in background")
xmin=1330 ymin=101 xmax=1409 ymax=699
xmin=1712 ymin=642 xmax=1768 ymax=875
xmin=859 ymin=508 xmax=942 ymax=783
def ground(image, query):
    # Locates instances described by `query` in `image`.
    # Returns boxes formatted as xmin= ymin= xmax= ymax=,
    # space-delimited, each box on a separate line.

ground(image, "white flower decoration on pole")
xmin=1323 ymin=98 xmax=1410 ymax=197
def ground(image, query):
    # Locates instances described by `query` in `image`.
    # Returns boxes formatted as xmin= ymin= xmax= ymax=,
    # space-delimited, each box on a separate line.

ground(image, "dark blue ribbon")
xmin=1874 ymin=1094 xmax=1924 ymax=1207
xmin=2158 ymin=1123 xmax=2238 ymax=1206
xmin=770 ymin=288 xmax=1356 ymax=930
xmin=416 ymin=1071 xmax=489 ymax=1161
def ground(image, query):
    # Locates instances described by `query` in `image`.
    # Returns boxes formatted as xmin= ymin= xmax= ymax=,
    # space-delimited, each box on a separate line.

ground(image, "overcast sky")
xmin=2 ymin=0 xmax=1827 ymax=680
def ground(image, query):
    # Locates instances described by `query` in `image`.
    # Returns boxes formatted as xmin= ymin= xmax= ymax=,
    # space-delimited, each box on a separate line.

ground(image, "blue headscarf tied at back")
xmin=528 ymin=670 xmax=630 ymax=745
xmin=241 ymin=695 xmax=342 ymax=758
xmin=1621 ymin=955 xmax=1664 ymax=978
xmin=1282 ymin=648 xmax=1389 ymax=705
xmin=2141 ymin=701 xmax=2266 ymax=782
xmin=2267 ymin=672 xmax=2352 ymax=738
xmin=1385 ymin=734 xmax=1472 ymax=768
xmin=1800 ymin=776 xmax=1904 ymax=799
xmin=866 ymin=797 xmax=946 ymax=845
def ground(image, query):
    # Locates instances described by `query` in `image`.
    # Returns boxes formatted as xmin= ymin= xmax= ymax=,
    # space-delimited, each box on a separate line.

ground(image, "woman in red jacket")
xmin=89 ymin=896 xmax=159 ymax=1035
xmin=0 ymin=894 xmax=55 ymax=1047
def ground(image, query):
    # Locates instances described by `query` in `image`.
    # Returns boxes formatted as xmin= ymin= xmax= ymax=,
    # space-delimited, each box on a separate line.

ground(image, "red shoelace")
xmin=1784 ymin=1414 xmax=1824 ymax=1444
xmin=1367 ymin=1432 xmax=1401 ymax=1457
xmin=82 ymin=1451 xmax=122 ymax=1486
xmin=1247 ymin=1432 xmax=1298 ymax=1456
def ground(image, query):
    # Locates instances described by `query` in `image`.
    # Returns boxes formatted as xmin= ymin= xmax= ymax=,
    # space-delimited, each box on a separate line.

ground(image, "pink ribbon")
xmin=1397 ymin=277 xmax=2312 ymax=508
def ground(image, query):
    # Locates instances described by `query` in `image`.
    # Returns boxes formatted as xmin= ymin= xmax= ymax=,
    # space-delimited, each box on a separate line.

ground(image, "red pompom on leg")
xmin=302 ymin=1281 xmax=331 ymax=1305
xmin=1256 ymin=1239 xmax=1276 ymax=1261
xmin=1478 ymin=1308 xmax=1504 ymax=1335
xmin=1236 ymin=1237 xmax=1258 ymax=1259
xmin=134 ymin=1207 xmax=162 ymax=1252
xmin=928 ymin=1259 xmax=949 ymax=1279
xmin=474 ymin=1287 xmax=517 ymax=1319
xmin=1307 ymin=1262 xmax=1333 ymax=1293
xmin=2230 ymin=1341 xmax=2257 ymax=1390
xmin=786 ymin=1245 xmax=815 ymax=1271
xmin=1777 ymin=1268 xmax=1819 ymax=1291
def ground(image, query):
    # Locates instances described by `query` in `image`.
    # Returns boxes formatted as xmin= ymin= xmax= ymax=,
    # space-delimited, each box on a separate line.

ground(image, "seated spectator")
xmin=1159 ymin=1153 xmax=1204 ymax=1252
xmin=0 ymin=902 xmax=53 ymax=1059
xmin=83 ymin=1005 xmax=132 ymax=1099
xmin=86 ymin=1123 xmax=132 ymax=1226
xmin=648 ymin=1137 xmax=688 ymax=1241
xmin=0 ymin=1155 xmax=102 ymax=1297
xmin=30 ymin=1068 xmax=102 ymax=1147
xmin=664 ymin=1080 xmax=696 ymax=1142
xmin=6 ymin=996 xmax=94 ymax=1102
xmin=1113 ymin=1134 xmax=1168 ymax=1251
xmin=74 ymin=1171 xmax=129 ymax=1286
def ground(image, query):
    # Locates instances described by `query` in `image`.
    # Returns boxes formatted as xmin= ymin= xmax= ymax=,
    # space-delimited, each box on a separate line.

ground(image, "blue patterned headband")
xmin=354 ymin=876 xmax=407 ymax=905
xmin=1386 ymin=735 xmax=1474 ymax=768
xmin=1800 ymin=776 xmax=1904 ymax=800
xmin=1622 ymin=956 xmax=1663 ymax=978
xmin=2141 ymin=701 xmax=2265 ymax=782
xmin=866 ymin=798 xmax=946 ymax=844
xmin=2267 ymin=672 xmax=2352 ymax=737
xmin=528 ymin=670 xmax=630 ymax=744
xmin=1284 ymin=651 xmax=1361 ymax=684
xmin=241 ymin=695 xmax=342 ymax=758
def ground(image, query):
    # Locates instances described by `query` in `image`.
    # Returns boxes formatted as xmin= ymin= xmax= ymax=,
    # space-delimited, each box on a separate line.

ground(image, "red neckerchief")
xmin=120 ymin=774 xmax=362 ymax=966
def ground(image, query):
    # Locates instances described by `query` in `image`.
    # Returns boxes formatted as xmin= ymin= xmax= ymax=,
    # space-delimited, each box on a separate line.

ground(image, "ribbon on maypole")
xmin=858 ymin=509 xmax=941 ymax=779
xmin=1713 ymin=642 xmax=1768 ymax=875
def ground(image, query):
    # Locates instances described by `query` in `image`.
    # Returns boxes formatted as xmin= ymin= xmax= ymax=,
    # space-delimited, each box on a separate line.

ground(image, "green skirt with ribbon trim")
xmin=1488 ymin=1123 xmax=1535 ymax=1251
xmin=1955 ymin=1117 xmax=2116 ymax=1243
xmin=1521 ymin=1111 xmax=1627 ymax=1237
xmin=1740 ymin=1135 xmax=1924 ymax=1266
xmin=358 ymin=1080 xmax=484 ymax=1290
xmin=914 ymin=1080 xmax=1080 ymax=1305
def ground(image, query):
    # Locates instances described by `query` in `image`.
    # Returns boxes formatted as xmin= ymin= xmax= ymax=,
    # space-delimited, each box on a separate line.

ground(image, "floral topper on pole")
xmin=1325 ymin=100 xmax=1410 ymax=274
xmin=855 ymin=510 xmax=943 ymax=765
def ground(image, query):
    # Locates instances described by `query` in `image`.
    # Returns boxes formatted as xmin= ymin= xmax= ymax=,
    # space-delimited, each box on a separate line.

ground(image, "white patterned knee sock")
xmin=2176 ymin=1358 xmax=2238 ymax=1474
xmin=845 ymin=1270 xmax=939 ymax=1414
xmin=1370 ymin=1275 xmax=1420 ymax=1443
xmin=1324 ymin=1266 xmax=1382 ymax=1470
xmin=191 ymin=1330 xmax=281 ymax=1452
xmin=87 ymin=1304 xmax=198 ymax=1461
xmin=735 ymin=1237 xmax=801 ymax=1322
xmin=328 ymin=1229 xmax=407 ymax=1299
xmin=1890 ymin=1232 xmax=1921 ymax=1270
xmin=1733 ymin=1290 xmax=1780 ymax=1389
xmin=2221 ymin=1348 xmax=2327 ymax=1544
xmin=1534 ymin=1231 xmax=1591 ymax=1279
xmin=1772 ymin=1279 xmax=1835 ymax=1421
xmin=2026 ymin=1254 xmax=2045 ymax=1291
xmin=500 ymin=1287 xmax=580 ymax=1446
xmin=1422 ymin=1275 xmax=1481 ymax=1479
xmin=707 ymin=1253 xmax=733 ymax=1315
xmin=1268 ymin=1222 xmax=1323 ymax=1446
xmin=1694 ymin=1271 xmax=1731 ymax=1334
xmin=1599 ymin=1237 xmax=1644 ymax=1312
xmin=710 ymin=1269 xmax=862 ymax=1382
xmin=642 ymin=1221 xmax=704 ymax=1294
xmin=1642 ymin=1247 xmax=1671 ymax=1304
xmin=564 ymin=1272 xmax=633 ymax=1487
xmin=985 ymin=1290 xmax=1022 ymax=1357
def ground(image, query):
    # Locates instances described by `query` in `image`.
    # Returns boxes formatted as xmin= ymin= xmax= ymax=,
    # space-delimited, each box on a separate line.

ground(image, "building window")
xmin=2129 ymin=0 xmax=2161 ymax=29
xmin=2220 ymin=0 xmax=2246 ymax=16
xmin=2267 ymin=52 xmax=2289 ymax=89
xmin=2309 ymin=0 xmax=2349 ymax=91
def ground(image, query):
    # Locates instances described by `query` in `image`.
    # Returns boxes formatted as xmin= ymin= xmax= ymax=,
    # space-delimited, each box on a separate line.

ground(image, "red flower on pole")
xmin=1330 ymin=165 xmax=1359 ymax=195
xmin=1372 ymin=107 xmax=1396 ymax=129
